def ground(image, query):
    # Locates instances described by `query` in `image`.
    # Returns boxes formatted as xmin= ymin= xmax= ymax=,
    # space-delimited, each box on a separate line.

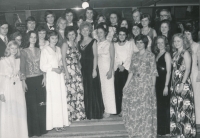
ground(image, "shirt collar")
xmin=0 ymin=34 xmax=7 ymax=42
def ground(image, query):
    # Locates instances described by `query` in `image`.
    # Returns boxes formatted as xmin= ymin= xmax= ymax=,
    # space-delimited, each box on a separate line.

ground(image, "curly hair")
xmin=65 ymin=27 xmax=77 ymax=41
xmin=154 ymin=35 xmax=170 ymax=55
xmin=55 ymin=17 xmax=66 ymax=30
xmin=96 ymin=22 xmax=108 ymax=37
xmin=79 ymin=21 xmax=93 ymax=33
xmin=4 ymin=40 xmax=20 ymax=58
xmin=134 ymin=34 xmax=149 ymax=49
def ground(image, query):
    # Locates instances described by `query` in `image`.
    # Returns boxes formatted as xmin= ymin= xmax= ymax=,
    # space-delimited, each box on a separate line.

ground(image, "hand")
xmin=163 ymin=86 xmax=168 ymax=96
xmin=0 ymin=94 xmax=5 ymax=102
xmin=53 ymin=68 xmax=62 ymax=74
xmin=22 ymin=81 xmax=28 ymax=92
xmin=106 ymin=70 xmax=112 ymax=79
xmin=118 ymin=65 xmax=125 ymax=72
xmin=177 ymin=83 xmax=184 ymax=93
xmin=196 ymin=72 xmax=200 ymax=82
xmin=42 ymin=76 xmax=46 ymax=87
xmin=92 ymin=69 xmax=97 ymax=78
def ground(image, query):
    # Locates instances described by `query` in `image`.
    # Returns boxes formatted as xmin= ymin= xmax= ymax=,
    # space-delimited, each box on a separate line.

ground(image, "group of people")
xmin=0 ymin=6 xmax=199 ymax=138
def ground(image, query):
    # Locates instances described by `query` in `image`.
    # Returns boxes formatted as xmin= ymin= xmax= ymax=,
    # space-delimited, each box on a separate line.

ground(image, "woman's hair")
xmin=172 ymin=33 xmax=191 ymax=53
xmin=25 ymin=16 xmax=36 ymax=25
xmin=184 ymin=25 xmax=193 ymax=35
xmin=25 ymin=30 xmax=39 ymax=48
xmin=159 ymin=9 xmax=172 ymax=21
xmin=96 ymin=14 xmax=106 ymax=23
xmin=44 ymin=10 xmax=56 ymax=22
xmin=0 ymin=20 xmax=8 ymax=26
xmin=62 ymin=8 xmax=76 ymax=22
xmin=134 ymin=34 xmax=149 ymax=49
xmin=4 ymin=40 xmax=20 ymax=58
xmin=79 ymin=21 xmax=93 ymax=33
xmin=131 ymin=23 xmax=141 ymax=38
xmin=36 ymin=25 xmax=47 ymax=33
xmin=46 ymin=30 xmax=58 ymax=40
xmin=117 ymin=27 xmax=128 ymax=36
xmin=10 ymin=31 xmax=22 ymax=40
xmin=96 ymin=22 xmax=108 ymax=37
xmin=56 ymin=17 xmax=66 ymax=30
xmin=140 ymin=13 xmax=151 ymax=25
xmin=119 ymin=18 xmax=130 ymax=29
xmin=154 ymin=35 xmax=170 ymax=55
xmin=159 ymin=19 xmax=171 ymax=35
xmin=65 ymin=27 xmax=77 ymax=40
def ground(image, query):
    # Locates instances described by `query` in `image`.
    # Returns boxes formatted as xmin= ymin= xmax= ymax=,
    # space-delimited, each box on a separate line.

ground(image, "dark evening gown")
xmin=78 ymin=39 xmax=104 ymax=119
xmin=156 ymin=52 xmax=170 ymax=135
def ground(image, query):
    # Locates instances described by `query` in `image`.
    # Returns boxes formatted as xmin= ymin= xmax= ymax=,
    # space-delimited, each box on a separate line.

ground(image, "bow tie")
xmin=49 ymin=26 xmax=54 ymax=30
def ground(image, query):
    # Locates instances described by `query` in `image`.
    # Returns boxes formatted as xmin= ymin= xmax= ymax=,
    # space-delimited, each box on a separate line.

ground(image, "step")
xmin=71 ymin=115 xmax=123 ymax=127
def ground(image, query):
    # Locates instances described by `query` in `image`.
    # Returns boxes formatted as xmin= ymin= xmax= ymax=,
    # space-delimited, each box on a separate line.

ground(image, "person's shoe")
xmin=103 ymin=112 xmax=110 ymax=118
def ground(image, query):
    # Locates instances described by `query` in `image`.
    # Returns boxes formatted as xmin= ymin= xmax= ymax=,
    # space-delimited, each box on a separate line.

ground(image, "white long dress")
xmin=97 ymin=40 xmax=116 ymax=114
xmin=191 ymin=42 xmax=200 ymax=124
xmin=0 ymin=57 xmax=28 ymax=138
xmin=40 ymin=46 xmax=69 ymax=130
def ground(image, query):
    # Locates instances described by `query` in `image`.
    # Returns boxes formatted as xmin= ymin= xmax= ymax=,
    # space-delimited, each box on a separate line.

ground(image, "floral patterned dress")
xmin=122 ymin=51 xmax=158 ymax=138
xmin=65 ymin=42 xmax=86 ymax=122
xmin=170 ymin=50 xmax=196 ymax=138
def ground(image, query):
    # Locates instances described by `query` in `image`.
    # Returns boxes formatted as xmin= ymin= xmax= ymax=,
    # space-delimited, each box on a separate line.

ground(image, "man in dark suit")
xmin=43 ymin=10 xmax=56 ymax=32
xmin=21 ymin=16 xmax=36 ymax=48
xmin=132 ymin=9 xmax=143 ymax=28
xmin=0 ymin=20 xmax=9 ymax=58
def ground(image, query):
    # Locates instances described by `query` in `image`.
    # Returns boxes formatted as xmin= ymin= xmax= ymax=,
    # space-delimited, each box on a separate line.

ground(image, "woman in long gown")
xmin=122 ymin=34 xmax=158 ymax=138
xmin=0 ymin=41 xmax=28 ymax=138
xmin=61 ymin=27 xmax=86 ymax=123
xmin=154 ymin=36 xmax=172 ymax=135
xmin=170 ymin=33 xmax=196 ymax=137
xmin=184 ymin=27 xmax=200 ymax=125
xmin=114 ymin=27 xmax=133 ymax=115
xmin=20 ymin=31 xmax=47 ymax=137
xmin=40 ymin=30 xmax=69 ymax=131
xmin=97 ymin=23 xmax=116 ymax=118
xmin=78 ymin=21 xmax=104 ymax=119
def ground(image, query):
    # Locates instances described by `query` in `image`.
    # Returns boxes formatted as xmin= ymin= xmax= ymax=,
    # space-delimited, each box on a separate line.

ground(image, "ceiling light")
xmin=82 ymin=0 xmax=89 ymax=9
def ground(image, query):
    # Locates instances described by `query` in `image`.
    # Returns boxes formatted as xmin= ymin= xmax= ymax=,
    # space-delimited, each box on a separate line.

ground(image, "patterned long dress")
xmin=170 ymin=50 xmax=196 ymax=138
xmin=122 ymin=51 xmax=158 ymax=138
xmin=65 ymin=42 xmax=86 ymax=122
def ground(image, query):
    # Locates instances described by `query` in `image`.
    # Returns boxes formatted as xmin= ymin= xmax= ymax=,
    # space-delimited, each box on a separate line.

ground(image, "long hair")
xmin=172 ymin=33 xmax=191 ymax=53
xmin=4 ymin=40 xmax=20 ymax=58
xmin=56 ymin=17 xmax=67 ymax=30
xmin=154 ymin=35 xmax=170 ymax=55
xmin=24 ymin=31 xmax=39 ymax=48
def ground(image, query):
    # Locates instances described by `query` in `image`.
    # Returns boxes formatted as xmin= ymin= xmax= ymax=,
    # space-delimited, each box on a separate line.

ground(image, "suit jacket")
xmin=43 ymin=23 xmax=56 ymax=32
xmin=0 ymin=37 xmax=7 ymax=58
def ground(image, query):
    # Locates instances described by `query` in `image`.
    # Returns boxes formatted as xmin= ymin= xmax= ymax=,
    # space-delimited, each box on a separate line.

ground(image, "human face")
xmin=10 ymin=44 xmax=18 ymax=56
xmin=66 ymin=12 xmax=73 ymax=23
xmin=173 ymin=36 xmax=183 ymax=50
xmin=0 ymin=24 xmax=8 ymax=36
xmin=157 ymin=38 xmax=165 ymax=51
xmin=15 ymin=36 xmax=22 ymax=45
xmin=38 ymin=31 xmax=46 ymax=40
xmin=29 ymin=33 xmax=37 ymax=44
xmin=184 ymin=31 xmax=192 ymax=41
xmin=160 ymin=11 xmax=169 ymax=21
xmin=77 ymin=19 xmax=83 ymax=28
xmin=121 ymin=20 xmax=128 ymax=29
xmin=110 ymin=14 xmax=118 ymax=25
xmin=136 ymin=40 xmax=145 ymax=51
xmin=49 ymin=35 xmax=58 ymax=46
xmin=86 ymin=10 xmax=93 ymax=20
xmin=67 ymin=31 xmax=76 ymax=42
xmin=132 ymin=26 xmax=140 ymax=36
xmin=58 ymin=19 xmax=67 ymax=30
xmin=27 ymin=21 xmax=36 ymax=31
xmin=81 ymin=26 xmax=90 ymax=37
xmin=46 ymin=14 xmax=55 ymax=24
xmin=133 ymin=11 xmax=140 ymax=23
xmin=118 ymin=31 xmax=126 ymax=42
xmin=97 ymin=28 xmax=106 ymax=41
xmin=98 ymin=16 xmax=105 ymax=24
xmin=161 ymin=23 xmax=169 ymax=35
xmin=141 ymin=17 xmax=149 ymax=27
